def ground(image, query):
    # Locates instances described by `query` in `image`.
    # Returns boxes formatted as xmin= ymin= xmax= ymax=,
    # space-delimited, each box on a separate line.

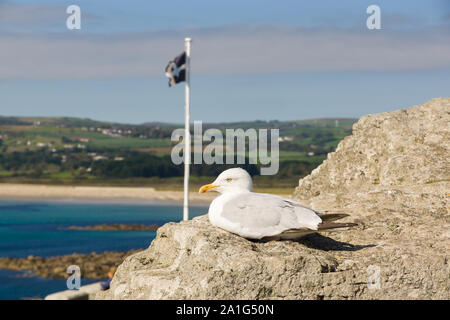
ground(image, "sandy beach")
xmin=0 ymin=183 xmax=216 ymax=205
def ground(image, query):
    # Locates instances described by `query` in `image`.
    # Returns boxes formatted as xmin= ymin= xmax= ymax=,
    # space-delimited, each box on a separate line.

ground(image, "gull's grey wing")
xmin=277 ymin=221 xmax=358 ymax=240
xmin=220 ymin=193 xmax=322 ymax=239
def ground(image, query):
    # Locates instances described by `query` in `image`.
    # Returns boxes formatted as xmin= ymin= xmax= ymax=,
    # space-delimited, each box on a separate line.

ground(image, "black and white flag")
xmin=165 ymin=52 xmax=186 ymax=87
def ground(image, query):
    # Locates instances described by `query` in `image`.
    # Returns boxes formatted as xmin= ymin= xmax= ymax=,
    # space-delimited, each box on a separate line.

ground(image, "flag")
xmin=165 ymin=51 xmax=186 ymax=87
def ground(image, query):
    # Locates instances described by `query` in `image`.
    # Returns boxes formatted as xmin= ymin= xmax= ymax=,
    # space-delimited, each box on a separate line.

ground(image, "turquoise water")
xmin=0 ymin=200 xmax=207 ymax=299
xmin=0 ymin=269 xmax=99 ymax=300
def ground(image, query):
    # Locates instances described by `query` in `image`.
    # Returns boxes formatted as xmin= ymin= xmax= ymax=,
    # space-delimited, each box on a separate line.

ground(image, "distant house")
xmin=93 ymin=155 xmax=108 ymax=161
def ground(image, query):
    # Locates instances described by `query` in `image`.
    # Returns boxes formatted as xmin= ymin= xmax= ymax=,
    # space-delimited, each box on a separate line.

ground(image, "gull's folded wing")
xmin=276 ymin=221 xmax=358 ymax=240
xmin=220 ymin=193 xmax=322 ymax=239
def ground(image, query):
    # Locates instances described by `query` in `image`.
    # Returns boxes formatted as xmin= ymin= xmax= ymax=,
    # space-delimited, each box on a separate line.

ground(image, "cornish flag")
xmin=165 ymin=51 xmax=186 ymax=87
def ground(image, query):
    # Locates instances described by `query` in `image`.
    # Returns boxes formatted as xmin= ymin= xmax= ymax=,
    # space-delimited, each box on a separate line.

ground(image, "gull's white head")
xmin=199 ymin=168 xmax=253 ymax=194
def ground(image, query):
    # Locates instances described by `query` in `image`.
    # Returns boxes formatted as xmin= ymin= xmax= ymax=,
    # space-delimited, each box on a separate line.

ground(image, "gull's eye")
xmin=226 ymin=178 xmax=232 ymax=183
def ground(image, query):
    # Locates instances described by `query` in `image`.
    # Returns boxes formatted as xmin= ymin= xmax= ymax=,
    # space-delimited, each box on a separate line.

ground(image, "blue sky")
xmin=0 ymin=0 xmax=449 ymax=123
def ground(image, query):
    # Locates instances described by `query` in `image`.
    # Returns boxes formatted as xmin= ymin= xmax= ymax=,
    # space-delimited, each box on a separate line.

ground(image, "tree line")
xmin=0 ymin=149 xmax=319 ymax=180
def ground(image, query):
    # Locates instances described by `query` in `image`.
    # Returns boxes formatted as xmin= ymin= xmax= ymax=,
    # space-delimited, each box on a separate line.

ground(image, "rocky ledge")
xmin=96 ymin=215 xmax=366 ymax=300
xmin=96 ymin=98 xmax=449 ymax=300
xmin=96 ymin=212 xmax=448 ymax=300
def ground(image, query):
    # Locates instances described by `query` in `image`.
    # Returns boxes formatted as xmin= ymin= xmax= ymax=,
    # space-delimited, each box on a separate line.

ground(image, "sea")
xmin=0 ymin=200 xmax=207 ymax=300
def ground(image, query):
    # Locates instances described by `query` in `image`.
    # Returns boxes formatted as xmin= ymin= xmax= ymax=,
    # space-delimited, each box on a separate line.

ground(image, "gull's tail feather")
xmin=317 ymin=213 xmax=350 ymax=222
xmin=317 ymin=221 xmax=358 ymax=232
xmin=275 ymin=221 xmax=358 ymax=240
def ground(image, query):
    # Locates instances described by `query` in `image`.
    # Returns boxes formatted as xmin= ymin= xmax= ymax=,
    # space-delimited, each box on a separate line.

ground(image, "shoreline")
xmin=0 ymin=250 xmax=140 ymax=280
xmin=0 ymin=183 xmax=215 ymax=205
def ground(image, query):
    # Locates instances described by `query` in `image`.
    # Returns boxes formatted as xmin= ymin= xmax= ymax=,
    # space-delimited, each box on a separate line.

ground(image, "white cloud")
xmin=0 ymin=24 xmax=449 ymax=79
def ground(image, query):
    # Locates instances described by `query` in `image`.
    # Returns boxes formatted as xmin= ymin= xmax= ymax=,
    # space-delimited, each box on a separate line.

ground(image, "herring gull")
xmin=199 ymin=168 xmax=356 ymax=240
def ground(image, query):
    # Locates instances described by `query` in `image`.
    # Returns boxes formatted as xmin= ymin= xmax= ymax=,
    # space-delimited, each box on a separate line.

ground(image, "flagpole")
xmin=183 ymin=37 xmax=191 ymax=221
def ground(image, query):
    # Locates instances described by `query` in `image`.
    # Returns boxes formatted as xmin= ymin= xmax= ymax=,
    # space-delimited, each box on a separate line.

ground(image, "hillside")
xmin=0 ymin=116 xmax=356 ymax=189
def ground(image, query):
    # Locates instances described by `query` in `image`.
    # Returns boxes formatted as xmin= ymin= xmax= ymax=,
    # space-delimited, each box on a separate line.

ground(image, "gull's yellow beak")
xmin=199 ymin=184 xmax=218 ymax=194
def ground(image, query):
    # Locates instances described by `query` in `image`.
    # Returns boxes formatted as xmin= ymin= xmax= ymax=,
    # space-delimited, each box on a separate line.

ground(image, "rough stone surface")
xmin=294 ymin=97 xmax=449 ymax=199
xmin=97 ymin=98 xmax=449 ymax=300
xmin=291 ymin=97 xmax=450 ymax=299
xmin=96 ymin=215 xmax=364 ymax=300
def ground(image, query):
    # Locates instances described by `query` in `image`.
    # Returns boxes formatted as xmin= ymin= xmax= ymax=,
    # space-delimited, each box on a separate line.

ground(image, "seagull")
xmin=199 ymin=168 xmax=357 ymax=241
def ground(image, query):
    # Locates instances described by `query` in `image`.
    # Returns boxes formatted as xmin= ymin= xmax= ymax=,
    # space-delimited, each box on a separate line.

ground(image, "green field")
xmin=0 ymin=115 xmax=356 ymax=190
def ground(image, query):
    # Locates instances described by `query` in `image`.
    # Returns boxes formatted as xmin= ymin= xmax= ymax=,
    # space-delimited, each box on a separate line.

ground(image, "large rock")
xmin=291 ymin=97 xmax=449 ymax=299
xmin=294 ymin=97 xmax=449 ymax=200
xmin=96 ymin=215 xmax=369 ymax=300
xmin=97 ymin=98 xmax=449 ymax=300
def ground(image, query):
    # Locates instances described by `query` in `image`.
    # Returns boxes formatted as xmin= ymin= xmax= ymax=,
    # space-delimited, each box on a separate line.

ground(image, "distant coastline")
xmin=0 ymin=183 xmax=215 ymax=205
xmin=64 ymin=223 xmax=160 ymax=231
xmin=0 ymin=183 xmax=292 ymax=205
